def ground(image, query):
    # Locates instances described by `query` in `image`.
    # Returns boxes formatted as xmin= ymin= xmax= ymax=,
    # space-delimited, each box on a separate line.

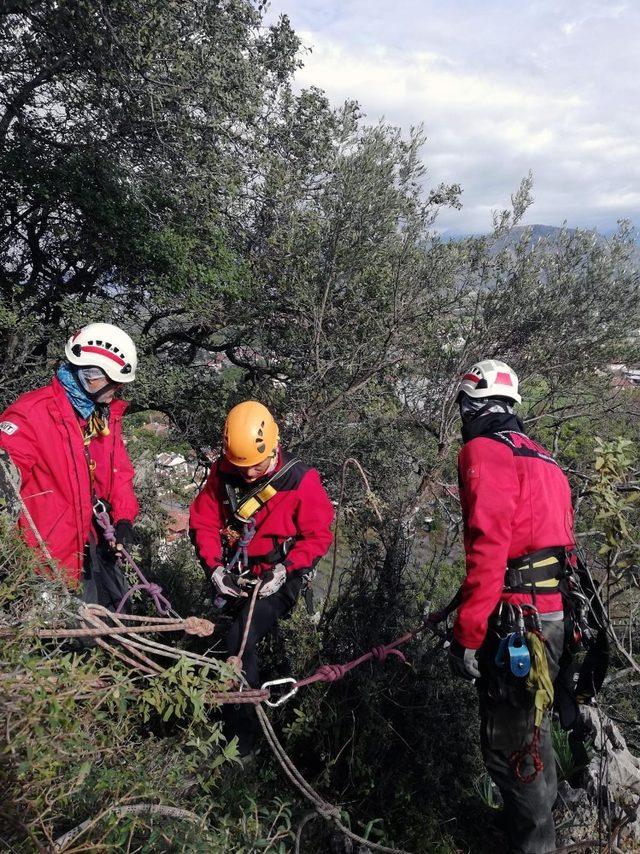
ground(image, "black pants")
xmin=224 ymin=573 xmax=302 ymax=754
xmin=477 ymin=620 xmax=565 ymax=854
xmin=82 ymin=531 xmax=130 ymax=612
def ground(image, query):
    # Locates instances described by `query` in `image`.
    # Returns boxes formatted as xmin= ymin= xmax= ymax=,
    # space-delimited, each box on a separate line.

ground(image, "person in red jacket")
xmin=190 ymin=400 xmax=334 ymax=754
xmin=448 ymin=359 xmax=574 ymax=854
xmin=0 ymin=322 xmax=139 ymax=609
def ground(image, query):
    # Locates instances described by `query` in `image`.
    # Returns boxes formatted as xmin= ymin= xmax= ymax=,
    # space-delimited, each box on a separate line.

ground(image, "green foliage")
xmin=2 ymin=1 xmax=640 ymax=851
xmin=552 ymin=721 xmax=594 ymax=783
xmin=472 ymin=772 xmax=501 ymax=810
xmin=0 ymin=525 xmax=273 ymax=851
xmin=592 ymin=436 xmax=639 ymax=568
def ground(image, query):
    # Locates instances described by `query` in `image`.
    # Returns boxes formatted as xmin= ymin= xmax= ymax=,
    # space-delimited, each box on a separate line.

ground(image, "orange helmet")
xmin=222 ymin=401 xmax=279 ymax=467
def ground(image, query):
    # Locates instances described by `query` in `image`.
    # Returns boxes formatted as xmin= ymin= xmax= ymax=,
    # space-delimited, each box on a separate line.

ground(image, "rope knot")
xmin=317 ymin=663 xmax=347 ymax=682
xmin=370 ymin=645 xmax=406 ymax=664
xmin=318 ymin=804 xmax=341 ymax=820
xmin=370 ymin=644 xmax=388 ymax=663
xmin=510 ymin=726 xmax=544 ymax=783
xmin=183 ymin=617 xmax=215 ymax=637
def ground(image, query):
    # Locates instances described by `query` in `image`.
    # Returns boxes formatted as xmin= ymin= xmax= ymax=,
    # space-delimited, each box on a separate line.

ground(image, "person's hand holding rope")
xmin=113 ymin=519 xmax=134 ymax=553
xmin=258 ymin=563 xmax=287 ymax=597
xmin=212 ymin=566 xmax=247 ymax=598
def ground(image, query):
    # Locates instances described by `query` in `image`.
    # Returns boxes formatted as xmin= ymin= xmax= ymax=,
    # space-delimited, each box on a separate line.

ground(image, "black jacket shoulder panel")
xmin=271 ymin=453 xmax=310 ymax=492
xmin=219 ymin=453 xmax=310 ymax=495
xmin=484 ymin=430 xmax=559 ymax=466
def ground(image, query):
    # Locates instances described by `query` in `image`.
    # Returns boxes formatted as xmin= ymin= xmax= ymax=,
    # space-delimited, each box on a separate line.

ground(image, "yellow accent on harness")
xmin=525 ymin=632 xmax=554 ymax=728
xmin=515 ymin=556 xmax=561 ymax=590
xmin=235 ymin=484 xmax=278 ymax=521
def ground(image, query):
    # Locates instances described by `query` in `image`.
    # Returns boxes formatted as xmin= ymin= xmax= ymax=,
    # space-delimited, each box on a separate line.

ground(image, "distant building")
xmin=609 ymin=364 xmax=640 ymax=387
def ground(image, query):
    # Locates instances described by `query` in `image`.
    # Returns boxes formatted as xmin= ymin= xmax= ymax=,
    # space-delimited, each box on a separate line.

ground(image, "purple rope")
xmin=93 ymin=509 xmax=174 ymax=617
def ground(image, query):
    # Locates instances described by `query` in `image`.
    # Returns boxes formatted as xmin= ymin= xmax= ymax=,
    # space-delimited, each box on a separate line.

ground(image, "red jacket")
xmin=454 ymin=429 xmax=574 ymax=649
xmin=0 ymin=377 xmax=139 ymax=584
xmin=189 ymin=450 xmax=334 ymax=577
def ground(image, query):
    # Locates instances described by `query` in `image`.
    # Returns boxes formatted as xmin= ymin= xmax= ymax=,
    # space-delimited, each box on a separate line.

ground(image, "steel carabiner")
xmin=262 ymin=677 xmax=299 ymax=708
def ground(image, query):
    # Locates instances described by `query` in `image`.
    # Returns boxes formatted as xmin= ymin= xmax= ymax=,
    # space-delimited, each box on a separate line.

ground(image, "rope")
xmin=238 ymin=579 xmax=262 ymax=661
xmin=52 ymin=801 xmax=206 ymax=852
xmin=80 ymin=608 xmax=164 ymax=675
xmin=0 ymin=615 xmax=214 ymax=640
xmin=289 ymin=622 xmax=445 ymax=693
xmin=226 ymin=579 xmax=262 ymax=682
xmin=255 ymin=703 xmax=410 ymax=853
xmin=510 ymin=726 xmax=544 ymax=784
xmin=208 ymin=688 xmax=269 ymax=705
xmin=92 ymin=508 xmax=177 ymax=617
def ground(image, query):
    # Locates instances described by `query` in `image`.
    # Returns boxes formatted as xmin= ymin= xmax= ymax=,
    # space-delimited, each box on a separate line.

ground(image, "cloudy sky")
xmin=265 ymin=1 xmax=639 ymax=235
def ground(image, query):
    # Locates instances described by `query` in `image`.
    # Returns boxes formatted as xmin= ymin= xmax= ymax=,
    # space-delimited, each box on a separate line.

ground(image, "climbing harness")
xmin=503 ymin=546 xmax=602 ymax=654
xmin=225 ymin=456 xmax=301 ymax=529
xmin=504 ymin=547 xmax=565 ymax=595
xmin=215 ymin=457 xmax=302 ymax=598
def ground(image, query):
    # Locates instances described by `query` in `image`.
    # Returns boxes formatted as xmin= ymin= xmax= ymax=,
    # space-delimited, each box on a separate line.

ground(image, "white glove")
xmin=448 ymin=639 xmax=481 ymax=680
xmin=259 ymin=563 xmax=287 ymax=598
xmin=211 ymin=566 xmax=246 ymax=598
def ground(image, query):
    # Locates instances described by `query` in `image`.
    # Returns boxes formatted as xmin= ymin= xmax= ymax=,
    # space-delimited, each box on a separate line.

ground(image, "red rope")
xmin=293 ymin=633 xmax=411 ymax=690
xmin=510 ymin=726 xmax=544 ymax=783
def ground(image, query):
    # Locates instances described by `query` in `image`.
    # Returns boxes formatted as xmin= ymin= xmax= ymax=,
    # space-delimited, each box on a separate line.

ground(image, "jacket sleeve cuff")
xmin=283 ymin=556 xmax=309 ymax=574
xmin=453 ymin=622 xmax=484 ymax=651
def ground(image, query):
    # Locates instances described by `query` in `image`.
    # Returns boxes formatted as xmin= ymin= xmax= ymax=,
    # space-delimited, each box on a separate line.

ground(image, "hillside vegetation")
xmin=1 ymin=2 xmax=639 ymax=851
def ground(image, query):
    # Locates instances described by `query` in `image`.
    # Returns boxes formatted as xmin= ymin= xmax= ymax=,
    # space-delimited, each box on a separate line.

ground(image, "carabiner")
xmin=520 ymin=603 xmax=542 ymax=632
xmin=92 ymin=499 xmax=107 ymax=517
xmin=515 ymin=604 xmax=525 ymax=636
xmin=262 ymin=677 xmax=298 ymax=708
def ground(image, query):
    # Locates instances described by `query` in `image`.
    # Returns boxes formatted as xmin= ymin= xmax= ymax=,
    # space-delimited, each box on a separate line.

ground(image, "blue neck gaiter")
xmin=56 ymin=363 xmax=96 ymax=419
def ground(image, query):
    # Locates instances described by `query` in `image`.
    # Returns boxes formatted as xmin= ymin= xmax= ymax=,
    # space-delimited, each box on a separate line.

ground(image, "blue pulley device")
xmin=494 ymin=632 xmax=531 ymax=677
xmin=507 ymin=633 xmax=531 ymax=677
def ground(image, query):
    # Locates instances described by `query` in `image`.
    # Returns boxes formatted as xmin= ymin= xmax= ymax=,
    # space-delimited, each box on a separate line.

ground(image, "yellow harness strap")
xmin=231 ymin=457 xmax=301 ymax=523
xmin=235 ymin=484 xmax=278 ymax=521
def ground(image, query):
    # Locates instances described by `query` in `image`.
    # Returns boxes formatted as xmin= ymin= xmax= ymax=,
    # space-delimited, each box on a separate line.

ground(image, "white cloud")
xmin=267 ymin=1 xmax=640 ymax=233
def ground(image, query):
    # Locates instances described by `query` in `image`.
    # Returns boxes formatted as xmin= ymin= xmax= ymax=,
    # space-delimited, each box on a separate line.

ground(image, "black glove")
xmin=114 ymin=519 xmax=134 ymax=552
xmin=448 ymin=638 xmax=481 ymax=680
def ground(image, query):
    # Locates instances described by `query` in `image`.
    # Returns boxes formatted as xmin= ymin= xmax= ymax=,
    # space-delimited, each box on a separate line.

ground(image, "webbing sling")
xmin=510 ymin=630 xmax=555 ymax=783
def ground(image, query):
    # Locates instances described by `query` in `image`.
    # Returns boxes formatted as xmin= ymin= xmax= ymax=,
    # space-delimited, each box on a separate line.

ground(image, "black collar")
xmin=461 ymin=410 xmax=525 ymax=443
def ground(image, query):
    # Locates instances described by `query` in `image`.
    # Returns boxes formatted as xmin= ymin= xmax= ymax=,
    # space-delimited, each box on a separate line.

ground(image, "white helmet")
xmin=458 ymin=359 xmax=521 ymax=404
xmin=65 ymin=323 xmax=137 ymax=383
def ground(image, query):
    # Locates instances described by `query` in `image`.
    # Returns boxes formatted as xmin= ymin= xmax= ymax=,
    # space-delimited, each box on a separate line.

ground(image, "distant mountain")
xmin=493 ymin=224 xmax=640 ymax=267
